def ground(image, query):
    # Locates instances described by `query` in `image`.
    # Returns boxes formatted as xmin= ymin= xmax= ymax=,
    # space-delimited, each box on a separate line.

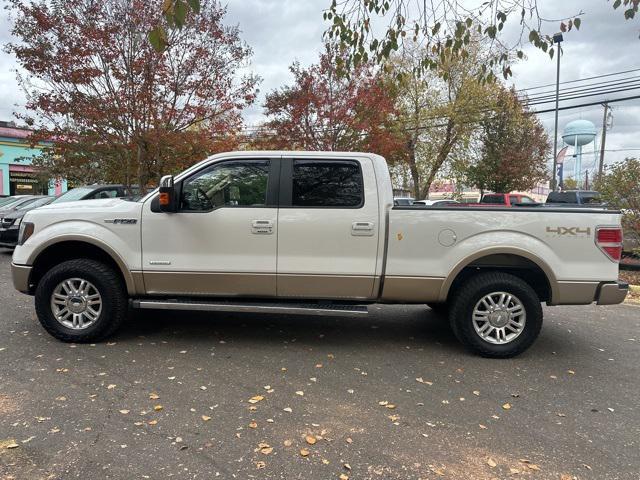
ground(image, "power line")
xmin=531 ymin=94 xmax=640 ymax=114
xmin=516 ymin=68 xmax=640 ymax=92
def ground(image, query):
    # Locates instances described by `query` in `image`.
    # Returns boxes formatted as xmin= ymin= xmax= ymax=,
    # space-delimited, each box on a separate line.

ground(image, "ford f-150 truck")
xmin=11 ymin=152 xmax=628 ymax=358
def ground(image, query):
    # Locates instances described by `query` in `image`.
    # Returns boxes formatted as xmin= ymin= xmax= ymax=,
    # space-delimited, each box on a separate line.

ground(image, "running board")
xmin=131 ymin=298 xmax=370 ymax=317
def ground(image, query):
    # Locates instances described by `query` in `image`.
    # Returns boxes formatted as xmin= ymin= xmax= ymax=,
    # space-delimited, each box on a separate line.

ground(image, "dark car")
xmin=51 ymin=184 xmax=130 ymax=204
xmin=0 ymin=196 xmax=55 ymax=248
xmin=546 ymin=190 xmax=603 ymax=206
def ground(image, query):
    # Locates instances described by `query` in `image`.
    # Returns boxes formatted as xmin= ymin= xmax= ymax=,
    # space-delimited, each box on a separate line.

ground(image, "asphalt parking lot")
xmin=0 ymin=250 xmax=638 ymax=480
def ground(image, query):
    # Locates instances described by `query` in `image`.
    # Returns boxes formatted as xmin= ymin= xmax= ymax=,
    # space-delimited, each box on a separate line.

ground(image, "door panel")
xmin=276 ymin=157 xmax=380 ymax=299
xmin=141 ymin=158 xmax=279 ymax=297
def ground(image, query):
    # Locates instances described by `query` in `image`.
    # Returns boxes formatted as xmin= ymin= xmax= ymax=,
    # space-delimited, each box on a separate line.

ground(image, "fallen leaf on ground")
xmin=283 ymin=407 xmax=292 ymax=413
xmin=107 ymin=384 xmax=116 ymax=390
xmin=502 ymin=403 xmax=512 ymax=410
xmin=300 ymin=448 xmax=310 ymax=456
xmin=249 ymin=396 xmax=264 ymax=404
xmin=148 ymin=420 xmax=158 ymax=425
xmin=249 ymin=422 xmax=257 ymax=429
xmin=260 ymin=447 xmax=273 ymax=455
xmin=339 ymin=475 xmax=349 ymax=480
xmin=153 ymin=405 xmax=163 ymax=412
xmin=256 ymin=461 xmax=266 ymax=469
xmin=149 ymin=393 xmax=160 ymax=399
xmin=487 ymin=458 xmax=497 ymax=468
xmin=509 ymin=467 xmax=520 ymax=474
xmin=296 ymin=391 xmax=304 ymax=396
xmin=283 ymin=439 xmax=293 ymax=447
xmin=416 ymin=377 xmax=433 ymax=385
xmin=119 ymin=410 xmax=130 ymax=414
xmin=305 ymin=435 xmax=317 ymax=445
xmin=201 ymin=415 xmax=211 ymax=422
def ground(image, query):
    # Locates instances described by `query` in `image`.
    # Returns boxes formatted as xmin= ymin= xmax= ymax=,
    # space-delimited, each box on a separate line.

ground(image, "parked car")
xmin=0 ymin=195 xmax=43 ymax=218
xmin=478 ymin=193 xmax=537 ymax=206
xmin=414 ymin=199 xmax=461 ymax=206
xmin=0 ymin=195 xmax=31 ymax=210
xmin=51 ymin=184 xmax=130 ymax=204
xmin=11 ymin=151 xmax=627 ymax=358
xmin=546 ymin=190 xmax=603 ymax=206
xmin=0 ymin=196 xmax=55 ymax=248
xmin=393 ymin=197 xmax=415 ymax=206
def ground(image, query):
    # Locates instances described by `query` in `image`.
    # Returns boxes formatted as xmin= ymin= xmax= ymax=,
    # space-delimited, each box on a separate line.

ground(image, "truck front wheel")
xmin=448 ymin=272 xmax=543 ymax=358
xmin=35 ymin=259 xmax=128 ymax=342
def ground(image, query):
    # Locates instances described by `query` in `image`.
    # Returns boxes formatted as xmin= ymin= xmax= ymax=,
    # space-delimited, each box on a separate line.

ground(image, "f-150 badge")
xmin=104 ymin=219 xmax=138 ymax=225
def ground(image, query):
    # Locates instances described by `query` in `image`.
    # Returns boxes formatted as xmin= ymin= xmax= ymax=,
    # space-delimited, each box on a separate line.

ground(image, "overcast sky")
xmin=1 ymin=0 xmax=639 ymax=181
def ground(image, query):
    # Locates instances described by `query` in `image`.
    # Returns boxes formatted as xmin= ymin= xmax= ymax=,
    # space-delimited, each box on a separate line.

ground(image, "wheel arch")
xmin=440 ymin=247 xmax=558 ymax=304
xmin=27 ymin=236 xmax=138 ymax=295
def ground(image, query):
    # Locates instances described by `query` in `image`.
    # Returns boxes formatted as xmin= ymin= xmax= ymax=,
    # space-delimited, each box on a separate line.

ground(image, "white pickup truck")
xmin=11 ymin=151 xmax=628 ymax=357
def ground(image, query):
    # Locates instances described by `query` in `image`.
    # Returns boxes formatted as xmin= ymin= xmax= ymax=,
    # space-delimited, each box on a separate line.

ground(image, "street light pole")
xmin=551 ymin=33 xmax=564 ymax=191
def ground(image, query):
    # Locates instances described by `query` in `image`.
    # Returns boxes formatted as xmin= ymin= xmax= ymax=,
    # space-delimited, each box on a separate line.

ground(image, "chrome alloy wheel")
xmin=472 ymin=291 xmax=526 ymax=345
xmin=50 ymin=278 xmax=102 ymax=330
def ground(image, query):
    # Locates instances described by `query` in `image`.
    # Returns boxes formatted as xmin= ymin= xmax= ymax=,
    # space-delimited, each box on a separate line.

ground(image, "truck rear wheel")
xmin=448 ymin=272 xmax=542 ymax=358
xmin=35 ymin=259 xmax=128 ymax=342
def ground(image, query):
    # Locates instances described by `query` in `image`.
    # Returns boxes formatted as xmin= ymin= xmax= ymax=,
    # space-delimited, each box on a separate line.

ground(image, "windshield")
xmin=0 ymin=197 xmax=21 ymax=208
xmin=52 ymin=187 xmax=94 ymax=203
xmin=17 ymin=197 xmax=53 ymax=210
xmin=0 ymin=197 xmax=36 ymax=210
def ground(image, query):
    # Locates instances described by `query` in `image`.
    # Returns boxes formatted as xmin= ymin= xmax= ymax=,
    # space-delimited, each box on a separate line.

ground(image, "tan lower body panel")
xmin=143 ymin=272 xmax=276 ymax=297
xmin=381 ymin=276 xmax=445 ymax=303
xmin=277 ymin=274 xmax=375 ymax=300
xmin=552 ymin=281 xmax=599 ymax=305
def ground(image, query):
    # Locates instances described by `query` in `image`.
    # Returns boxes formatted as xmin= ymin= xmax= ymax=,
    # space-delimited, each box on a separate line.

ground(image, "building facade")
xmin=0 ymin=122 xmax=67 ymax=196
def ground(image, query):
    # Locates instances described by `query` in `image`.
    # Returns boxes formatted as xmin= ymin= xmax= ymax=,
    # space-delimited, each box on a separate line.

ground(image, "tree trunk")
xmin=407 ymin=139 xmax=421 ymax=199
xmin=422 ymin=119 xmax=457 ymax=196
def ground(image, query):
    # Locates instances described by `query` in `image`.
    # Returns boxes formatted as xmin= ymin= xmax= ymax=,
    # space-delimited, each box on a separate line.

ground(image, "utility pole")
xmin=585 ymin=169 xmax=589 ymax=190
xmin=598 ymin=102 xmax=610 ymax=180
xmin=551 ymin=33 xmax=564 ymax=191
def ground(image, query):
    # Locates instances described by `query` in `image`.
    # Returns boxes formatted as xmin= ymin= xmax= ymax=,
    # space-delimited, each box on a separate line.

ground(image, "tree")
xmin=594 ymin=158 xmax=640 ymax=254
xmin=324 ymin=0 xmax=638 ymax=80
xmin=259 ymin=44 xmax=402 ymax=158
xmin=465 ymin=87 xmax=549 ymax=193
xmin=561 ymin=178 xmax=578 ymax=190
xmin=386 ymin=42 xmax=495 ymax=199
xmin=7 ymin=0 xmax=258 ymax=191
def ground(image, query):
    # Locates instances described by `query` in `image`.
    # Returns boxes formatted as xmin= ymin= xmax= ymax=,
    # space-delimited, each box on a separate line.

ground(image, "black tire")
xmin=448 ymin=272 xmax=543 ymax=358
xmin=427 ymin=302 xmax=449 ymax=316
xmin=35 ymin=259 xmax=128 ymax=342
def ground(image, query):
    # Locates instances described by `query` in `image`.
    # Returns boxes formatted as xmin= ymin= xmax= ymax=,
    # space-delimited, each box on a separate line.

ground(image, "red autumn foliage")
xmin=257 ymin=45 xmax=403 ymax=159
xmin=7 ymin=0 xmax=258 ymax=191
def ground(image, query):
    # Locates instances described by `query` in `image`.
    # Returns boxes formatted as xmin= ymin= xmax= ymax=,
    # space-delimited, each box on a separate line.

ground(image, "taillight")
xmin=596 ymin=227 xmax=623 ymax=262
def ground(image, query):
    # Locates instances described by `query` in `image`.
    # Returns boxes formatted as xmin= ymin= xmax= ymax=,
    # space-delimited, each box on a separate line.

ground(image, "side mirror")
xmin=159 ymin=175 xmax=177 ymax=212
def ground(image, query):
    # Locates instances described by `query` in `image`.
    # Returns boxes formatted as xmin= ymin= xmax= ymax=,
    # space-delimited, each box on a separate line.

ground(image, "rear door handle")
xmin=351 ymin=221 xmax=374 ymax=236
xmin=252 ymin=220 xmax=274 ymax=235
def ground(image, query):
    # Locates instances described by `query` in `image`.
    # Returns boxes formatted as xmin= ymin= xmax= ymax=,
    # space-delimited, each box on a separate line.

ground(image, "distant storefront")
xmin=0 ymin=121 xmax=67 ymax=196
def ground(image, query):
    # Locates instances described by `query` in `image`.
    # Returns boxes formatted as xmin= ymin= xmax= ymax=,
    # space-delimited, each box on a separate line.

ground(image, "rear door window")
xmin=291 ymin=160 xmax=363 ymax=208
xmin=481 ymin=195 xmax=505 ymax=204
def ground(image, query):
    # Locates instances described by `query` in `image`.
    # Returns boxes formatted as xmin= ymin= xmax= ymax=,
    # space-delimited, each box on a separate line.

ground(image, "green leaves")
xmin=148 ymin=25 xmax=168 ymax=52
xmin=151 ymin=0 xmax=201 ymax=52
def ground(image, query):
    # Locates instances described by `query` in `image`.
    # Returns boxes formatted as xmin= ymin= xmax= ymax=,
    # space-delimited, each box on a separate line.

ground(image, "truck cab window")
xmin=292 ymin=160 xmax=363 ymax=207
xmin=180 ymin=160 xmax=270 ymax=211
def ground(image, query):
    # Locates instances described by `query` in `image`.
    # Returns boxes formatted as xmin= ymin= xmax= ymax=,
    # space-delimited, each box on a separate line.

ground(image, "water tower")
xmin=562 ymin=120 xmax=596 ymax=187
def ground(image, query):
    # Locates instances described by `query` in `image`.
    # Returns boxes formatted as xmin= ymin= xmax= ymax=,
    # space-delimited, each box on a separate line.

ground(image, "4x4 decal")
xmin=546 ymin=226 xmax=591 ymax=236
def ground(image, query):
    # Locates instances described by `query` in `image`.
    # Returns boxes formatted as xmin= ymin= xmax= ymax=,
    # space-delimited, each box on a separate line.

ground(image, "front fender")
xmin=12 ymin=220 xmax=141 ymax=295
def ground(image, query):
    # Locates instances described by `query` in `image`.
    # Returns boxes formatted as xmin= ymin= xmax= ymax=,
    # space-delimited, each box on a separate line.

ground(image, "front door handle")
xmin=351 ymin=221 xmax=375 ymax=236
xmin=252 ymin=220 xmax=274 ymax=235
